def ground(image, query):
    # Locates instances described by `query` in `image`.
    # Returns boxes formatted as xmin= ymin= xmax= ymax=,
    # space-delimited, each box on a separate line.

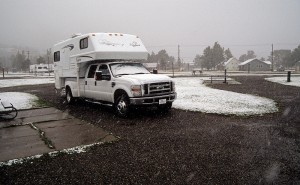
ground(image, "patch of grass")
xmin=33 ymin=98 xmax=52 ymax=108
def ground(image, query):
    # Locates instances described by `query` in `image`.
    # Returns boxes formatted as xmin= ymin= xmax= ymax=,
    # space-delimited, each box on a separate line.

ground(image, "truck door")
xmin=85 ymin=64 xmax=98 ymax=99
xmin=94 ymin=64 xmax=113 ymax=102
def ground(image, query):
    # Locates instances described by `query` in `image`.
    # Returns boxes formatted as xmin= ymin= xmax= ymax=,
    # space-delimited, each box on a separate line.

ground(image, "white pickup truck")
xmin=52 ymin=33 xmax=176 ymax=117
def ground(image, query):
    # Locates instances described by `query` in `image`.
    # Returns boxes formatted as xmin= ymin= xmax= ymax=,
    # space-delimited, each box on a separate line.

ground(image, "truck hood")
xmin=119 ymin=74 xmax=172 ymax=84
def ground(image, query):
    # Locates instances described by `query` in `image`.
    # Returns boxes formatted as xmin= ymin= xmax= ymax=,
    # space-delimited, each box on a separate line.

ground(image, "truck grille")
xmin=144 ymin=82 xmax=172 ymax=95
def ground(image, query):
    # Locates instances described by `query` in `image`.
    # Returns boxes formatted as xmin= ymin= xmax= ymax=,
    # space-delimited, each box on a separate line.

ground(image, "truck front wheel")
xmin=66 ymin=87 xmax=75 ymax=104
xmin=115 ymin=93 xmax=130 ymax=117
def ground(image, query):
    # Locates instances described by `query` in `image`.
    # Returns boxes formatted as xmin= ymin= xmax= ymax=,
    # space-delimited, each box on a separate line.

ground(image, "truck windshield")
xmin=110 ymin=63 xmax=150 ymax=77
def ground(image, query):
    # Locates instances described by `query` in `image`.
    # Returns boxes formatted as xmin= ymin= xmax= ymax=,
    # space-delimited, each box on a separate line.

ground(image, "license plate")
xmin=159 ymin=99 xmax=166 ymax=104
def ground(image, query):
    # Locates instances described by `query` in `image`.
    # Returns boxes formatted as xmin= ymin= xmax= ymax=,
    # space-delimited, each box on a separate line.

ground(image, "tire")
xmin=157 ymin=102 xmax=172 ymax=113
xmin=115 ymin=93 xmax=130 ymax=117
xmin=66 ymin=87 xmax=75 ymax=104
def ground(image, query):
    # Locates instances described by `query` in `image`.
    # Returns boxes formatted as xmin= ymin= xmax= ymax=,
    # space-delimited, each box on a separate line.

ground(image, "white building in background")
xmin=224 ymin=57 xmax=240 ymax=71
xmin=239 ymin=58 xmax=271 ymax=71
xmin=30 ymin=63 xmax=54 ymax=73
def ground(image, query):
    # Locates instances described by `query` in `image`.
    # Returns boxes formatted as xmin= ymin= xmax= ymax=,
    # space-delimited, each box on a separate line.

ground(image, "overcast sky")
xmin=0 ymin=0 xmax=299 ymax=60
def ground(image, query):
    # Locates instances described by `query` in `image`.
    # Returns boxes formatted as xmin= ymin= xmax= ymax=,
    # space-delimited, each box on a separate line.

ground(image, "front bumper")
xmin=130 ymin=93 xmax=177 ymax=105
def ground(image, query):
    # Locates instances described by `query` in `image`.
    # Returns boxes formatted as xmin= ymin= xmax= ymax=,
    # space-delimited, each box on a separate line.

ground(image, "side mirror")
xmin=95 ymin=71 xmax=102 ymax=81
xmin=153 ymin=69 xmax=158 ymax=74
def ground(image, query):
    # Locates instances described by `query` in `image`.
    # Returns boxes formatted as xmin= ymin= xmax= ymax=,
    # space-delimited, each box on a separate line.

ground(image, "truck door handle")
xmin=95 ymin=81 xmax=97 ymax=86
xmin=85 ymin=81 xmax=87 ymax=85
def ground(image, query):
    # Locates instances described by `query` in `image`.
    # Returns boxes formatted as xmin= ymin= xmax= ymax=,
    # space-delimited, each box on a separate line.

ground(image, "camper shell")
xmin=52 ymin=33 xmax=176 ymax=117
xmin=53 ymin=33 xmax=148 ymax=88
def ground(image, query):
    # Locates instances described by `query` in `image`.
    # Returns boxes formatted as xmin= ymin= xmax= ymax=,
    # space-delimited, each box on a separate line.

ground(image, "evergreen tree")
xmin=157 ymin=50 xmax=169 ymax=70
xmin=202 ymin=46 xmax=213 ymax=70
xmin=36 ymin=56 xmax=46 ymax=64
xmin=224 ymin=48 xmax=233 ymax=60
xmin=286 ymin=45 xmax=300 ymax=67
xmin=212 ymin=42 xmax=225 ymax=66
xmin=200 ymin=42 xmax=225 ymax=70
xmin=239 ymin=50 xmax=256 ymax=62
xmin=11 ymin=50 xmax=30 ymax=71
xmin=194 ymin=54 xmax=202 ymax=67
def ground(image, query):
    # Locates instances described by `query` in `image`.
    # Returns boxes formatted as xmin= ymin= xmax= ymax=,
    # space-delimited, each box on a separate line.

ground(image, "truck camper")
xmin=53 ymin=33 xmax=176 ymax=117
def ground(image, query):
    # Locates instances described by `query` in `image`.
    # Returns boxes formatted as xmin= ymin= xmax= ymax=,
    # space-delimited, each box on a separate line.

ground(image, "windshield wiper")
xmin=133 ymin=72 xmax=148 ymax=75
xmin=116 ymin=73 xmax=130 ymax=77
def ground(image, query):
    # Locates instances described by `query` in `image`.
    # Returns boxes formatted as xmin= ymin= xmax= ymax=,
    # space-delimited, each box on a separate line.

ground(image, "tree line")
xmin=146 ymin=43 xmax=300 ymax=70
xmin=1 ymin=44 xmax=300 ymax=72
xmin=0 ymin=50 xmax=50 ymax=72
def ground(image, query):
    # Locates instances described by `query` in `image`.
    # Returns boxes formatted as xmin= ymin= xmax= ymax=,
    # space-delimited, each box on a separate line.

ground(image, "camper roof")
xmin=54 ymin=33 xmax=148 ymax=61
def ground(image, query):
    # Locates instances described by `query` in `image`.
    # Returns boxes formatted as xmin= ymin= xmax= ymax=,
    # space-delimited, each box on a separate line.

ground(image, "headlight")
xmin=131 ymin=85 xmax=142 ymax=97
xmin=171 ymin=81 xmax=175 ymax=92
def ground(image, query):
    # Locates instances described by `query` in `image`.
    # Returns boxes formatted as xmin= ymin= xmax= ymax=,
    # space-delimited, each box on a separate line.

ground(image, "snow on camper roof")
xmin=54 ymin=33 xmax=149 ymax=61
xmin=92 ymin=33 xmax=148 ymax=60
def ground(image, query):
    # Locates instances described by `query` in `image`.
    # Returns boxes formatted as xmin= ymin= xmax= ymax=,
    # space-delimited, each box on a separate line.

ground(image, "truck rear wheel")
xmin=115 ymin=93 xmax=130 ymax=117
xmin=66 ymin=87 xmax=75 ymax=104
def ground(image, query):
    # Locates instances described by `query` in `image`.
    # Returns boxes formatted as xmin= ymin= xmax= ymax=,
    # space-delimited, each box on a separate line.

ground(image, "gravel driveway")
xmin=1 ymin=75 xmax=300 ymax=184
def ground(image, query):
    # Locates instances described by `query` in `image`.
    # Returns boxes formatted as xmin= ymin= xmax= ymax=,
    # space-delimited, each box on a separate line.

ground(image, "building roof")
xmin=239 ymin=58 xmax=256 ymax=66
xmin=224 ymin=57 xmax=239 ymax=66
xmin=263 ymin=61 xmax=271 ymax=65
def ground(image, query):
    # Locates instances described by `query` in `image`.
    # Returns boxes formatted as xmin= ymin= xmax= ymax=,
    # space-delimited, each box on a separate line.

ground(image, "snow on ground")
xmin=0 ymin=76 xmax=279 ymax=116
xmin=0 ymin=141 xmax=107 ymax=167
xmin=0 ymin=78 xmax=54 ymax=88
xmin=173 ymin=77 xmax=278 ymax=116
xmin=1 ymin=72 xmax=54 ymax=78
xmin=265 ymin=76 xmax=300 ymax=87
xmin=0 ymin=92 xmax=39 ymax=110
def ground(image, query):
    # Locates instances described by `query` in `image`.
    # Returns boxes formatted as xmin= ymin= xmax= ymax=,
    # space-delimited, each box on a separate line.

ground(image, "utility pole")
xmin=271 ymin=44 xmax=274 ymax=72
xmin=27 ymin=51 xmax=30 ymax=60
xmin=177 ymin=44 xmax=181 ymax=71
xmin=47 ymin=49 xmax=51 ymax=76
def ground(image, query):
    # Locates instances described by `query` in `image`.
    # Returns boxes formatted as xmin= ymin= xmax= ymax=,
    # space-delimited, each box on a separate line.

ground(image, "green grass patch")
xmin=33 ymin=98 xmax=52 ymax=108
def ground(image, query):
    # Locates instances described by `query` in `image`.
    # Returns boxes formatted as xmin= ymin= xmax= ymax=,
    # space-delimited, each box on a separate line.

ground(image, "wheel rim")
xmin=117 ymin=99 xmax=127 ymax=115
xmin=66 ymin=91 xmax=71 ymax=103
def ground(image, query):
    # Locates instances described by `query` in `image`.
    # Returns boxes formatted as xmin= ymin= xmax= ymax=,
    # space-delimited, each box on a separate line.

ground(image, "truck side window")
xmin=80 ymin=37 xmax=88 ymax=49
xmin=54 ymin=51 xmax=60 ymax=62
xmin=87 ymin=65 xmax=97 ymax=78
xmin=98 ymin=64 xmax=109 ymax=75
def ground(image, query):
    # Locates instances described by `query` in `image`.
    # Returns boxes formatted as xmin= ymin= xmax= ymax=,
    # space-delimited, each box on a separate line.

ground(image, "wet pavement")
xmin=0 ymin=107 xmax=117 ymax=162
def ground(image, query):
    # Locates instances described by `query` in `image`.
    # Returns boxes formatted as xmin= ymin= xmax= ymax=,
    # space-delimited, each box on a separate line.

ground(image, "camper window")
xmin=80 ymin=37 xmax=88 ymax=49
xmin=54 ymin=51 xmax=60 ymax=62
xmin=87 ymin=65 xmax=97 ymax=78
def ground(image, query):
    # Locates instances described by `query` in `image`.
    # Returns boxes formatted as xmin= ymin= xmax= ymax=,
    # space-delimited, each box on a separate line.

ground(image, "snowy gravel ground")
xmin=1 ymin=72 xmax=54 ymax=78
xmin=265 ymin=76 xmax=300 ymax=87
xmin=0 ymin=77 xmax=278 ymax=116
xmin=0 ymin=78 xmax=54 ymax=88
xmin=173 ymin=77 xmax=278 ymax=116
xmin=1 ymin=76 xmax=300 ymax=184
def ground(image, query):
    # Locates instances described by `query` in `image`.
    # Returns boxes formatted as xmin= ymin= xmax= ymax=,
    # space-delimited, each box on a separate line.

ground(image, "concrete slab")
xmin=0 ymin=125 xmax=53 ymax=162
xmin=0 ymin=108 xmax=117 ymax=162
xmin=35 ymin=120 xmax=114 ymax=150
xmin=17 ymin=107 xmax=63 ymax=118
xmin=22 ymin=112 xmax=72 ymax=124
